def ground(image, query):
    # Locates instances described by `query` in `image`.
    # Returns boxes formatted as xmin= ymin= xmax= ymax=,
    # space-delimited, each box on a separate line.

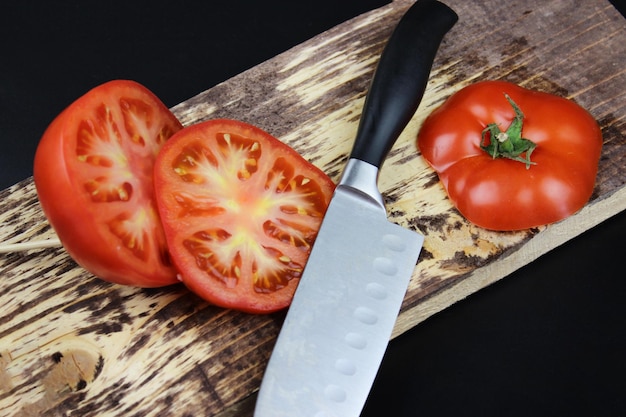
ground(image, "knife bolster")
xmin=338 ymin=158 xmax=385 ymax=211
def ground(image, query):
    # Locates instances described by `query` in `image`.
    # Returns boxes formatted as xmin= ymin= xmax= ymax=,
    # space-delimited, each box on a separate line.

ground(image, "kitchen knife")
xmin=254 ymin=1 xmax=457 ymax=416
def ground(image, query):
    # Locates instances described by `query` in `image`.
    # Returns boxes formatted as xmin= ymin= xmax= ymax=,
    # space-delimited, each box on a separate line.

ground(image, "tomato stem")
xmin=480 ymin=94 xmax=537 ymax=169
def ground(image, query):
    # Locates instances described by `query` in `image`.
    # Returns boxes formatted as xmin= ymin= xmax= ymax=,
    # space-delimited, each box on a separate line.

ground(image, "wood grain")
xmin=2 ymin=0 xmax=626 ymax=415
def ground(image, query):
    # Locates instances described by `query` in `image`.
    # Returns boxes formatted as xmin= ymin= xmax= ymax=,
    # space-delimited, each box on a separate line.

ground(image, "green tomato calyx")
xmin=480 ymin=94 xmax=537 ymax=169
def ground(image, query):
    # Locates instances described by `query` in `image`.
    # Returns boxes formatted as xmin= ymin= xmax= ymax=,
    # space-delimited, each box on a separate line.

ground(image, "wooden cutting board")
xmin=2 ymin=0 xmax=625 ymax=415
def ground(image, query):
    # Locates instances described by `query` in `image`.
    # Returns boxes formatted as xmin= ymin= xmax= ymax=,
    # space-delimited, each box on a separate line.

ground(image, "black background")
xmin=1 ymin=1 xmax=625 ymax=415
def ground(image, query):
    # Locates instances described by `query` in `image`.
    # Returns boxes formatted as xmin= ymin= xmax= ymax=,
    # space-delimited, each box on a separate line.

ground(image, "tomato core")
xmin=480 ymin=94 xmax=537 ymax=168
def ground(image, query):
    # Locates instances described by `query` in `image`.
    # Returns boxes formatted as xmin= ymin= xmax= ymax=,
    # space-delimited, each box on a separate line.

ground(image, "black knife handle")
xmin=350 ymin=0 xmax=457 ymax=168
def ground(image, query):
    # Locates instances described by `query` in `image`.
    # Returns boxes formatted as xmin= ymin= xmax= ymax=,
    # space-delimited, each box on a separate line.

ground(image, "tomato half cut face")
xmin=34 ymin=80 xmax=183 ymax=287
xmin=153 ymin=119 xmax=335 ymax=313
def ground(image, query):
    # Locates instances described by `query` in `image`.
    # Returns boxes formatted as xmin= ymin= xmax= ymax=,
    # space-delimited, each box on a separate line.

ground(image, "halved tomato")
xmin=153 ymin=119 xmax=335 ymax=313
xmin=34 ymin=80 xmax=183 ymax=287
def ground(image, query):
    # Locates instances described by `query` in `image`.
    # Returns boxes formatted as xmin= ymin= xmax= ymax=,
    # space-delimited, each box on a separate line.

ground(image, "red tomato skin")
xmin=153 ymin=119 xmax=336 ymax=313
xmin=34 ymin=80 xmax=183 ymax=287
xmin=417 ymin=81 xmax=602 ymax=230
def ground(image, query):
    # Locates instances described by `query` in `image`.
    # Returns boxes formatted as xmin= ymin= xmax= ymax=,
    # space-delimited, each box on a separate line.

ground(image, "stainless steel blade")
xmin=255 ymin=1 xmax=457 ymax=416
xmin=254 ymin=164 xmax=424 ymax=417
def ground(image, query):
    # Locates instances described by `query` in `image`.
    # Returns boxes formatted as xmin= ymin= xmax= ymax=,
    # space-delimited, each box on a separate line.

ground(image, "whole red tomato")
xmin=153 ymin=119 xmax=335 ymax=313
xmin=417 ymin=80 xmax=602 ymax=231
xmin=34 ymin=80 xmax=183 ymax=286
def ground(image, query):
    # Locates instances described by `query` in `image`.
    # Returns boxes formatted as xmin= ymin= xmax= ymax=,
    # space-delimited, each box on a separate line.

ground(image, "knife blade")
xmin=254 ymin=1 xmax=458 ymax=416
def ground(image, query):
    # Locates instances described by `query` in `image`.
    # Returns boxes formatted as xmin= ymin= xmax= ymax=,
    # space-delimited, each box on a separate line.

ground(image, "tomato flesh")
xmin=154 ymin=119 xmax=335 ymax=313
xmin=34 ymin=80 xmax=183 ymax=286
